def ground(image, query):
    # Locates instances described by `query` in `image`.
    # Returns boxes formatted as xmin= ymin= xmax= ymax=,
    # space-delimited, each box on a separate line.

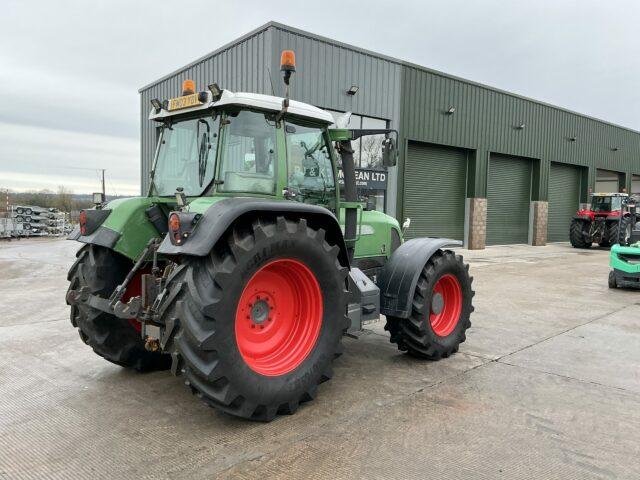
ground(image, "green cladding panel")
xmin=487 ymin=154 xmax=532 ymax=245
xmin=548 ymin=162 xmax=582 ymax=242
xmin=403 ymin=142 xmax=467 ymax=240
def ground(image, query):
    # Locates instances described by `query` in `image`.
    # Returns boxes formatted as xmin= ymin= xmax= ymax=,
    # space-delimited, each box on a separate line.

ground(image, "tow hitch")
xmin=66 ymin=238 xmax=168 ymax=329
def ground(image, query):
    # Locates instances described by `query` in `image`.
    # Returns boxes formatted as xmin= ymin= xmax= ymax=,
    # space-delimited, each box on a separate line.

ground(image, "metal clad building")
xmin=140 ymin=21 xmax=640 ymax=248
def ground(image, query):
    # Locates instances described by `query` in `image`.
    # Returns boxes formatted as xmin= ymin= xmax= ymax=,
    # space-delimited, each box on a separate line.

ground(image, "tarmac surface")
xmin=0 ymin=238 xmax=639 ymax=479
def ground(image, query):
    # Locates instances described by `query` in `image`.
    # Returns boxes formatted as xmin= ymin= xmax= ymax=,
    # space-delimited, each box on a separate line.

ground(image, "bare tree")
xmin=55 ymin=185 xmax=74 ymax=212
xmin=360 ymin=135 xmax=384 ymax=168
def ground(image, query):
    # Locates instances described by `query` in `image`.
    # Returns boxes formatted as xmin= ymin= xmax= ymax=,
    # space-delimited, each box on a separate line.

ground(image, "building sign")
xmin=337 ymin=168 xmax=388 ymax=190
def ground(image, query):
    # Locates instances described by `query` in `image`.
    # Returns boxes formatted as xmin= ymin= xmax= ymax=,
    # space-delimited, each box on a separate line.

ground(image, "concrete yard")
xmin=1 ymin=238 xmax=639 ymax=479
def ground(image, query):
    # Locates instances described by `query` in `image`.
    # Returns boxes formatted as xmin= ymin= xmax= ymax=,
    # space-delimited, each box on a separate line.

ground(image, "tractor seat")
xmin=224 ymin=172 xmax=275 ymax=194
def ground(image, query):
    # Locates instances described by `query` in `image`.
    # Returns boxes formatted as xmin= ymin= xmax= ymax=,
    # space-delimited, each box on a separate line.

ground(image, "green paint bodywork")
xmin=99 ymin=194 xmax=400 ymax=262
xmin=610 ymin=243 xmax=640 ymax=274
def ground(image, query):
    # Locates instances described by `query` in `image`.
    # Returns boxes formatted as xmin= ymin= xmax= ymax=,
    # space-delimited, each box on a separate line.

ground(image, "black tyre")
xmin=25 ymin=208 xmax=32 ymax=215
xmin=384 ymin=250 xmax=474 ymax=359
xmin=16 ymin=207 xmax=24 ymax=214
xmin=616 ymin=216 xmax=634 ymax=246
xmin=23 ymin=223 xmax=31 ymax=230
xmin=15 ymin=215 xmax=23 ymax=223
xmin=608 ymin=270 xmax=617 ymax=289
xmin=25 ymin=216 xmax=32 ymax=223
xmin=66 ymin=245 xmax=171 ymax=371
xmin=159 ymin=216 xmax=349 ymax=421
xmin=570 ymin=219 xmax=592 ymax=248
xmin=598 ymin=221 xmax=616 ymax=248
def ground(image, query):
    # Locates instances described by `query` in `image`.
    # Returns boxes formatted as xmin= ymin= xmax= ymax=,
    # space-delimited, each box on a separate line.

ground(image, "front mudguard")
xmin=377 ymin=237 xmax=462 ymax=318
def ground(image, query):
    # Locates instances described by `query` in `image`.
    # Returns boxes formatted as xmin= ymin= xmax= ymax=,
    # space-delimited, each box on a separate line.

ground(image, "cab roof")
xmin=148 ymin=89 xmax=334 ymax=124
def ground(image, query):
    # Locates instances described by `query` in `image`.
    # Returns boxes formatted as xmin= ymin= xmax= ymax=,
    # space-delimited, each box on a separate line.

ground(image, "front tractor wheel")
xmin=385 ymin=250 xmax=474 ymax=359
xmin=161 ymin=216 xmax=349 ymax=421
xmin=66 ymin=245 xmax=171 ymax=372
xmin=570 ymin=219 xmax=592 ymax=248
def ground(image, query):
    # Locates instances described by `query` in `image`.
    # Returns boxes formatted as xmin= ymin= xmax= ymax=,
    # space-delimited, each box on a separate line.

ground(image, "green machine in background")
xmin=609 ymin=196 xmax=640 ymax=289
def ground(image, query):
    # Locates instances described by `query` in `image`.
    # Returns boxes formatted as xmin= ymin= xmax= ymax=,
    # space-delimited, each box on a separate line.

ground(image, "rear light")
xmin=79 ymin=210 xmax=87 ymax=235
xmin=78 ymin=209 xmax=110 ymax=236
xmin=167 ymin=212 xmax=201 ymax=245
xmin=168 ymin=213 xmax=180 ymax=233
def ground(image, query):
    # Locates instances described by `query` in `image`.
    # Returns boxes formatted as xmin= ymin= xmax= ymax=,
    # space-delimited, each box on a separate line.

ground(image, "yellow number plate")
xmin=168 ymin=93 xmax=202 ymax=111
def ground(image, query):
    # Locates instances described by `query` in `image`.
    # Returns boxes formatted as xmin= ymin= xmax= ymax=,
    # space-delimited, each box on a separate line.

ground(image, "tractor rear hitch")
xmin=66 ymin=286 xmax=141 ymax=320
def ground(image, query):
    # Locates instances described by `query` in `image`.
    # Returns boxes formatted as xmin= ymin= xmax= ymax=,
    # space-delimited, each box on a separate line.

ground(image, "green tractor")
xmin=66 ymin=51 xmax=474 ymax=421
xmin=608 ymin=195 xmax=640 ymax=289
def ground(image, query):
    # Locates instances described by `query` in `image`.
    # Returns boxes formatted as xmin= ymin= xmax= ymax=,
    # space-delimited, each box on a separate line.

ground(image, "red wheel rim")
xmin=235 ymin=259 xmax=323 ymax=376
xmin=429 ymin=274 xmax=462 ymax=337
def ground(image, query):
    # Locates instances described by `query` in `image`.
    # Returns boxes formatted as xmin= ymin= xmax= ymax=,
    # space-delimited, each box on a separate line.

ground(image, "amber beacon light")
xmin=181 ymin=79 xmax=196 ymax=96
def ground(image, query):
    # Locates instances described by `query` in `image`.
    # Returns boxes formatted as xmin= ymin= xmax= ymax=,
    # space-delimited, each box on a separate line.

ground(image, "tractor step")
xmin=347 ymin=267 xmax=380 ymax=334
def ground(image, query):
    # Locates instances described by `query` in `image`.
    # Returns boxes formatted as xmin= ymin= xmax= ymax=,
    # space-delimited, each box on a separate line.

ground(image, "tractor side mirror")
xmin=382 ymin=137 xmax=397 ymax=167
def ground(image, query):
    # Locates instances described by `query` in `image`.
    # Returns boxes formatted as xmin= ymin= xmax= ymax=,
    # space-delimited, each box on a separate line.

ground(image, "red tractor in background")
xmin=570 ymin=193 xmax=627 ymax=248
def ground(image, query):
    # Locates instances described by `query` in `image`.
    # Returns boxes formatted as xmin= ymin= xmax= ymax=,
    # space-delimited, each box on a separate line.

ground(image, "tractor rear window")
xmin=591 ymin=196 xmax=622 ymax=212
xmin=152 ymin=116 xmax=219 ymax=196
xmin=217 ymin=110 xmax=278 ymax=195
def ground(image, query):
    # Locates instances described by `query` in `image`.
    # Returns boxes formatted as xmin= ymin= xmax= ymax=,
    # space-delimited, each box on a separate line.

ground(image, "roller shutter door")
xmin=548 ymin=163 xmax=581 ymax=242
xmin=403 ymin=142 xmax=467 ymax=240
xmin=595 ymin=169 xmax=620 ymax=193
xmin=487 ymin=154 xmax=532 ymax=245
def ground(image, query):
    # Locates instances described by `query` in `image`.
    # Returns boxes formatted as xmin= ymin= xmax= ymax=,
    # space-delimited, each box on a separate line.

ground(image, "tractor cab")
xmin=587 ymin=193 xmax=626 ymax=216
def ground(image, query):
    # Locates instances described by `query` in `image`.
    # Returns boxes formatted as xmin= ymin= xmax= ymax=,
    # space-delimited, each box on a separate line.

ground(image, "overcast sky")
xmin=1 ymin=0 xmax=639 ymax=195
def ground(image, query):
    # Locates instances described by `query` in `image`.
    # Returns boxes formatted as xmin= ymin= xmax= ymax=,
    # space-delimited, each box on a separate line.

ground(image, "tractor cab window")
xmin=592 ymin=196 xmax=622 ymax=212
xmin=152 ymin=116 xmax=219 ymax=196
xmin=217 ymin=110 xmax=278 ymax=195
xmin=285 ymin=121 xmax=336 ymax=207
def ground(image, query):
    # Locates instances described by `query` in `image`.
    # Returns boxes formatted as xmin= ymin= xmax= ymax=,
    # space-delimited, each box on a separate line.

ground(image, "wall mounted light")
xmin=517 ymin=123 xmax=526 ymax=130
xmin=446 ymin=106 xmax=456 ymax=114
xmin=569 ymin=136 xmax=577 ymax=142
xmin=347 ymin=85 xmax=359 ymax=95
xmin=611 ymin=147 xmax=619 ymax=151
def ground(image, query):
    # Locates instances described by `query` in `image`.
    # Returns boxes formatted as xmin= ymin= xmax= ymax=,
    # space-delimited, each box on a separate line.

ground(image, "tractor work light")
xmin=182 ymin=79 xmax=196 ymax=96
xmin=150 ymin=98 xmax=163 ymax=112
xmin=92 ymin=192 xmax=105 ymax=206
xmin=208 ymin=83 xmax=223 ymax=101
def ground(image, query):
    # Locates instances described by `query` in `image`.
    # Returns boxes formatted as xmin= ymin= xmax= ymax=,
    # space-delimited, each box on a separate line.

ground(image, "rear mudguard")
xmin=377 ymin=237 xmax=462 ymax=318
xmin=158 ymin=197 xmax=350 ymax=268
xmin=68 ymin=197 xmax=161 ymax=260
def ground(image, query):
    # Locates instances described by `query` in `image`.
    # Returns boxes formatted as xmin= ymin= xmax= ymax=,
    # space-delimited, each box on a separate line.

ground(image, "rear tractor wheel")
xmin=570 ymin=219 xmax=592 ymax=248
xmin=160 ymin=216 xmax=349 ymax=421
xmin=385 ymin=250 xmax=474 ymax=359
xmin=66 ymin=245 xmax=171 ymax=371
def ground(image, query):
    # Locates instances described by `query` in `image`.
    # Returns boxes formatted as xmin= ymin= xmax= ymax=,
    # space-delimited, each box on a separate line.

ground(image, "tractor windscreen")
xmin=591 ymin=196 xmax=622 ymax=212
xmin=152 ymin=116 xmax=219 ymax=196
